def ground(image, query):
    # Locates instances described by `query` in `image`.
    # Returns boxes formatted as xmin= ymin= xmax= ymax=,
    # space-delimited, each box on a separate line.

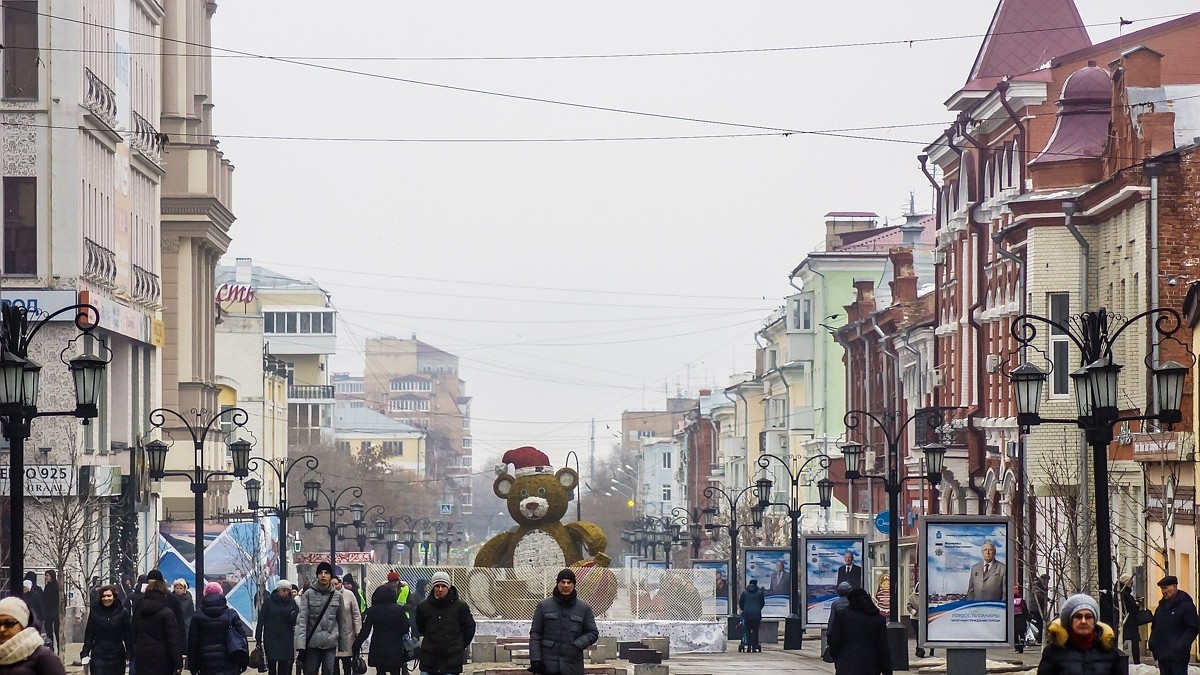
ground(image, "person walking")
xmin=906 ymin=582 xmax=932 ymax=658
xmin=42 ymin=572 xmax=61 ymax=652
xmin=827 ymin=588 xmax=891 ymax=675
xmin=0 ymin=597 xmax=66 ymax=675
xmin=1118 ymin=573 xmax=1142 ymax=664
xmin=1034 ymin=574 xmax=1051 ymax=643
xmin=341 ymin=577 xmax=365 ymax=616
xmin=295 ymin=562 xmax=344 ymax=675
xmin=332 ymin=579 xmax=362 ymax=675
xmin=413 ymin=572 xmax=474 ymax=675
xmin=131 ymin=578 xmax=182 ymax=675
xmin=737 ymin=580 xmax=764 ymax=653
xmin=188 ymin=582 xmax=251 ymax=675
xmin=352 ymin=586 xmax=410 ymax=675
xmin=20 ymin=580 xmax=44 ymax=629
xmin=1013 ymin=586 xmax=1029 ymax=653
xmin=172 ymin=580 xmax=196 ymax=663
xmin=1036 ymin=593 xmax=1123 ymax=675
xmin=1149 ymin=575 xmax=1198 ymax=675
xmin=83 ymin=585 xmax=134 ymax=675
xmin=257 ymin=581 xmax=299 ymax=675
xmin=529 ymin=569 xmax=598 ymax=675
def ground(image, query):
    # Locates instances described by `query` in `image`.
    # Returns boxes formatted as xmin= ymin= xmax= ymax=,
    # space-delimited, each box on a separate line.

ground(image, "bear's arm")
xmin=565 ymin=521 xmax=610 ymax=566
xmin=475 ymin=530 xmax=515 ymax=568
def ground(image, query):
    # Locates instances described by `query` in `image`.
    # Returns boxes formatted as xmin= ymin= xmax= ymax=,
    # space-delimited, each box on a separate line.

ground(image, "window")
xmin=637 ymin=430 xmax=654 ymax=439
xmin=661 ymin=485 xmax=672 ymax=501
xmin=3 ymin=177 xmax=36 ymax=274
xmin=390 ymin=379 xmax=431 ymax=392
xmin=462 ymin=437 xmax=472 ymax=449
xmin=389 ymin=399 xmax=430 ymax=412
xmin=1049 ymin=293 xmax=1071 ymax=395
xmin=790 ymin=296 xmax=813 ymax=331
xmin=336 ymin=442 xmax=350 ymax=453
xmin=662 ymin=452 xmax=671 ymax=469
xmin=220 ymin=406 xmax=235 ymax=457
xmin=383 ymin=441 xmax=403 ymax=456
xmin=2 ymin=1 xmax=38 ymax=99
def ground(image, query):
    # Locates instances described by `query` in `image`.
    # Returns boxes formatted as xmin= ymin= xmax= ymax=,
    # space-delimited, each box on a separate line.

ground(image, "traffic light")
xmin=294 ymin=539 xmax=302 ymax=554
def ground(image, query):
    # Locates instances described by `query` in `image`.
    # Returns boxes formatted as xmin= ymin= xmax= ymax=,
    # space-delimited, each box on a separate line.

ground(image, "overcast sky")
xmin=211 ymin=1 xmax=1196 ymax=467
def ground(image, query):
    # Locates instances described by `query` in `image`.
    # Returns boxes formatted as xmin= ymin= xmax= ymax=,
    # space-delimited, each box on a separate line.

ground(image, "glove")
xmin=529 ymin=661 xmax=545 ymax=674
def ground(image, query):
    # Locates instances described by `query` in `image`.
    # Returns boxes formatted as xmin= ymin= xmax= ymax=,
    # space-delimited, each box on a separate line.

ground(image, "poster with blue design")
xmin=800 ymin=535 xmax=866 ymax=627
xmin=920 ymin=515 xmax=1011 ymax=647
xmin=742 ymin=547 xmax=790 ymax=618
xmin=691 ymin=559 xmax=730 ymax=616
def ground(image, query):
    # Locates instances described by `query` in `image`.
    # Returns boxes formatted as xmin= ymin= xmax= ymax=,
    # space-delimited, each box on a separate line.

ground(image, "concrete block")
xmin=472 ymin=643 xmax=497 ymax=663
xmin=494 ymin=646 xmax=511 ymax=662
xmin=633 ymin=665 xmax=668 ymax=675
xmin=641 ymin=637 xmax=669 ymax=661
xmin=759 ymin=620 xmax=780 ymax=644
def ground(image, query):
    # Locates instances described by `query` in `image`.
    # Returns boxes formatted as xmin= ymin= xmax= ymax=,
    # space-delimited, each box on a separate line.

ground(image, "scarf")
xmin=553 ymin=589 xmax=577 ymax=607
xmin=1067 ymin=629 xmax=1096 ymax=651
xmin=0 ymin=628 xmax=45 ymax=665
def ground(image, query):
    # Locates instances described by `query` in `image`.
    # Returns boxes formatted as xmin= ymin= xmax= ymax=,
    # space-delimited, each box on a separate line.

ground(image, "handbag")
xmin=1135 ymin=609 xmax=1154 ymax=626
xmin=227 ymin=620 xmax=250 ymax=672
xmin=249 ymin=645 xmax=265 ymax=671
xmin=821 ymin=644 xmax=834 ymax=664
xmin=352 ymin=656 xmax=368 ymax=675
xmin=402 ymin=634 xmax=420 ymax=661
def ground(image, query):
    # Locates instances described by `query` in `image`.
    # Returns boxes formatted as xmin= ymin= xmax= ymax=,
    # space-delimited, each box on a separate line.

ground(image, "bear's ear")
xmin=494 ymin=474 xmax=515 ymax=499
xmin=555 ymin=467 xmax=578 ymax=491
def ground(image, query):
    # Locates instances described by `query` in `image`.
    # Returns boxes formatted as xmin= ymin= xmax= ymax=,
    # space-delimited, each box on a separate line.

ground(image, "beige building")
xmin=333 ymin=407 xmax=426 ymax=475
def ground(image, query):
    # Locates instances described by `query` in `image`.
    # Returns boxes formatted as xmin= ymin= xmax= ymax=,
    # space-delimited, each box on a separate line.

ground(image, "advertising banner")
xmin=801 ymin=535 xmax=867 ymax=627
xmin=920 ymin=515 xmax=1012 ymax=647
xmin=691 ymin=559 xmax=730 ymax=616
xmin=742 ymin=547 xmax=790 ymax=618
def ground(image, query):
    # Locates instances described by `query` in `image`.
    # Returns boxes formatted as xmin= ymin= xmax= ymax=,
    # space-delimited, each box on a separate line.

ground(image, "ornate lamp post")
xmin=565 ymin=450 xmax=582 ymax=521
xmin=302 ymin=481 xmax=367 ymax=567
xmin=373 ymin=516 xmax=412 ymax=565
xmin=395 ymin=516 xmax=432 ymax=566
xmin=841 ymin=408 xmax=948 ymax=671
xmin=702 ymin=482 xmax=767 ymax=633
xmin=243 ymin=454 xmax=320 ymax=580
xmin=0 ymin=302 xmax=107 ymax=596
xmin=145 ymin=408 xmax=253 ymax=588
xmin=1008 ymin=307 xmax=1189 ymax=626
xmin=754 ymin=453 xmax=834 ymax=650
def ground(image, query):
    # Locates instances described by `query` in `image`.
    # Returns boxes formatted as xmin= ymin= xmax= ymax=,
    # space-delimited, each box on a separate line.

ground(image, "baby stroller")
xmin=737 ymin=615 xmax=751 ymax=653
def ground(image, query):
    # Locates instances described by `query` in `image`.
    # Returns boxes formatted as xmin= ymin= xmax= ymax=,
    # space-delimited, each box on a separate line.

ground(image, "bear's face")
xmin=494 ymin=468 xmax=578 ymax=525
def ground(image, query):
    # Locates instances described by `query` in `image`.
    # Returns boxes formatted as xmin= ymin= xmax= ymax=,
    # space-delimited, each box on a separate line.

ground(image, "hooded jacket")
xmin=414 ymin=587 xmax=475 ymax=675
xmin=826 ymin=589 xmax=891 ymax=675
xmin=133 ymin=582 xmax=183 ymax=675
xmin=529 ymin=591 xmax=598 ymax=675
xmin=1037 ymin=619 xmax=1124 ymax=675
xmin=82 ymin=599 xmax=133 ymax=668
xmin=257 ymin=591 xmax=299 ymax=662
xmin=188 ymin=592 xmax=249 ymax=675
xmin=738 ymin=582 xmax=765 ymax=621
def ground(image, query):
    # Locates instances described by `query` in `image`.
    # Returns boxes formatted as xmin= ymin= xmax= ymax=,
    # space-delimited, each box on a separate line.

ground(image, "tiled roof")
xmin=966 ymin=0 xmax=1090 ymax=86
xmin=1031 ymin=65 xmax=1111 ymax=165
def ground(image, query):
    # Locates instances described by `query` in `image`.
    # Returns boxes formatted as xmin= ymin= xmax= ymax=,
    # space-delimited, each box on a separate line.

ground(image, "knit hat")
xmin=203 ymin=582 xmax=224 ymax=597
xmin=837 ymin=582 xmax=852 ymax=595
xmin=557 ymin=568 xmax=577 ymax=583
xmin=316 ymin=562 xmax=335 ymax=576
xmin=147 ymin=570 xmax=165 ymax=582
xmin=431 ymin=571 xmax=451 ymax=588
xmin=1059 ymin=593 xmax=1100 ymax=625
xmin=22 ymin=580 xmax=31 ymax=591
xmin=387 ymin=571 xmax=401 ymax=583
xmin=276 ymin=579 xmax=292 ymax=592
xmin=342 ymin=574 xmax=354 ymax=585
xmin=0 ymin=597 xmax=30 ymax=628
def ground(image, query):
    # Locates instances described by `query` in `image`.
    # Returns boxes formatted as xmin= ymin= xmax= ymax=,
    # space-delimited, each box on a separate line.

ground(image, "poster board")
xmin=691 ymin=559 xmax=730 ymax=616
xmin=800 ymin=535 xmax=867 ymax=627
xmin=742 ymin=547 xmax=791 ymax=618
xmin=919 ymin=515 xmax=1013 ymax=648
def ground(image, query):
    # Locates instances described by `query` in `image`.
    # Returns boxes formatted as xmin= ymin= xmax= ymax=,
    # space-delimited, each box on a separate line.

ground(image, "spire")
xmin=966 ymin=0 xmax=1091 ymax=85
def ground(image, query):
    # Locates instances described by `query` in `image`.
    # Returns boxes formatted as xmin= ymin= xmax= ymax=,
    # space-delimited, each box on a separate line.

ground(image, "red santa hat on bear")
xmin=502 ymin=446 xmax=554 ymax=478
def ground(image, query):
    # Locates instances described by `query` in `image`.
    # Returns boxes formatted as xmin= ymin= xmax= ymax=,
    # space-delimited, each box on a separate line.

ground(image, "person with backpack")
xmin=188 ymin=582 xmax=251 ymax=675
xmin=295 ymin=563 xmax=345 ymax=675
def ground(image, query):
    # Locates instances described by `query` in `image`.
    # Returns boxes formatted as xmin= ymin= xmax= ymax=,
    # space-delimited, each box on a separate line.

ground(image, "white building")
xmin=637 ymin=438 xmax=686 ymax=519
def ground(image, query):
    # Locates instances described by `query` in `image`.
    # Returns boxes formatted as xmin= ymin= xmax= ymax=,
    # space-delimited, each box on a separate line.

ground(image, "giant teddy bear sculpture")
xmin=469 ymin=446 xmax=616 ymax=618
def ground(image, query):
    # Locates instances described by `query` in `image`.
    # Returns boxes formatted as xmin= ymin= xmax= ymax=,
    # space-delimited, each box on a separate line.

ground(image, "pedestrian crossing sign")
xmin=440 ymin=503 xmax=453 ymax=515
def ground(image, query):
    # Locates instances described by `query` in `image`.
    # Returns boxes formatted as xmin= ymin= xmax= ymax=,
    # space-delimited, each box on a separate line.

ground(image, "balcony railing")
xmin=288 ymin=385 xmax=335 ymax=400
xmin=83 ymin=68 xmax=118 ymax=127
xmin=83 ymin=238 xmax=117 ymax=287
xmin=132 ymin=264 xmax=161 ymax=306
xmin=130 ymin=111 xmax=167 ymax=163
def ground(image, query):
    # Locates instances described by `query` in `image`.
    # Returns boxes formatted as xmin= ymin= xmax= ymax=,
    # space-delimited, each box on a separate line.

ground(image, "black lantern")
xmin=0 ymin=351 xmax=27 ymax=413
xmin=922 ymin=442 xmax=946 ymax=484
xmin=1154 ymin=360 xmax=1189 ymax=425
xmin=689 ymin=521 xmax=701 ymax=543
xmin=303 ymin=507 xmax=315 ymax=528
xmin=817 ymin=478 xmax=834 ymax=508
xmin=350 ymin=502 xmax=365 ymax=523
xmin=1086 ymin=357 xmax=1121 ymax=417
xmin=701 ymin=506 xmax=717 ymax=530
xmin=750 ymin=504 xmax=765 ymax=528
xmin=304 ymin=480 xmax=321 ymax=508
xmin=355 ymin=520 xmax=367 ymax=539
xmin=19 ymin=357 xmax=40 ymax=409
xmin=68 ymin=351 xmax=107 ymax=419
xmin=841 ymin=441 xmax=864 ymax=479
xmin=374 ymin=519 xmax=387 ymax=540
xmin=145 ymin=439 xmax=169 ymax=479
xmin=244 ymin=478 xmax=262 ymax=511
xmin=1009 ymin=362 xmax=1047 ymax=426
xmin=1070 ymin=366 xmax=1093 ymax=419
xmin=386 ymin=529 xmax=399 ymax=544
xmin=755 ymin=476 xmax=773 ymax=506
xmin=228 ymin=439 xmax=251 ymax=478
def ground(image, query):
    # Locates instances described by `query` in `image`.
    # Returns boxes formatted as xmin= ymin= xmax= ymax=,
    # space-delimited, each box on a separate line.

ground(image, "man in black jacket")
xmin=529 ymin=569 xmax=598 ymax=675
xmin=414 ymin=571 xmax=475 ymax=675
xmin=1149 ymin=575 xmax=1199 ymax=675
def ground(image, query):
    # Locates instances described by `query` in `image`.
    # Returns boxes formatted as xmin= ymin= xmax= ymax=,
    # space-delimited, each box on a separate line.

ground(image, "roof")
xmin=824 ymin=211 xmax=879 ymax=218
xmin=1128 ymin=84 xmax=1200 ymax=148
xmin=966 ymin=0 xmax=1090 ymax=87
xmin=333 ymin=408 xmax=424 ymax=435
xmin=216 ymin=264 xmax=327 ymax=293
xmin=1031 ymin=64 xmax=1112 ymax=165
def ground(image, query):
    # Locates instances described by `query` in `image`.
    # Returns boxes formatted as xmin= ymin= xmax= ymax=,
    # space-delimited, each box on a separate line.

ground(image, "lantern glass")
xmin=841 ymin=441 xmax=864 ymax=478
xmin=244 ymin=478 xmax=262 ymax=510
xmin=817 ymin=478 xmax=834 ymax=507
xmin=20 ymin=358 xmax=40 ymax=408
xmin=755 ymin=477 xmax=773 ymax=506
xmin=1086 ymin=357 xmax=1121 ymax=414
xmin=0 ymin=351 xmax=28 ymax=410
xmin=923 ymin=442 xmax=947 ymax=483
xmin=68 ymin=352 xmax=107 ymax=418
xmin=386 ymin=530 xmax=399 ymax=544
xmin=701 ymin=506 xmax=716 ymax=526
xmin=374 ymin=519 xmax=387 ymax=540
xmin=145 ymin=439 xmax=169 ymax=479
xmin=689 ymin=521 xmax=701 ymax=541
xmin=751 ymin=504 xmax=765 ymax=528
xmin=1154 ymin=360 xmax=1189 ymax=424
xmin=350 ymin=502 xmax=365 ymax=523
xmin=355 ymin=521 xmax=367 ymax=539
xmin=304 ymin=480 xmax=321 ymax=508
xmin=404 ymin=530 xmax=416 ymax=544
xmin=1009 ymin=362 xmax=1047 ymax=420
xmin=303 ymin=507 xmax=315 ymax=528
xmin=229 ymin=438 xmax=251 ymax=478
xmin=1070 ymin=366 xmax=1093 ymax=419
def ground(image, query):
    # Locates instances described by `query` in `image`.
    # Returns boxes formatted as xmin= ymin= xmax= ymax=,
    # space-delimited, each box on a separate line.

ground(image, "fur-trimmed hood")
xmin=1045 ymin=617 xmax=1118 ymax=649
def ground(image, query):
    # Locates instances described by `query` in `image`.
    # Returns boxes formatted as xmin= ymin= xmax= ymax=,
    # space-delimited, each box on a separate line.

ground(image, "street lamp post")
xmin=702 ymin=483 xmax=767 ymax=634
xmin=565 ymin=450 xmax=582 ymax=521
xmin=302 ymin=481 xmax=367 ymax=568
xmin=243 ymin=455 xmax=320 ymax=580
xmin=754 ymin=453 xmax=834 ymax=650
xmin=0 ymin=302 xmax=107 ymax=596
xmin=373 ymin=516 xmax=412 ymax=565
xmin=1008 ymin=307 xmax=1189 ymax=626
xmin=840 ymin=408 xmax=948 ymax=672
xmin=395 ymin=516 xmax=432 ymax=566
xmin=145 ymin=408 xmax=253 ymax=589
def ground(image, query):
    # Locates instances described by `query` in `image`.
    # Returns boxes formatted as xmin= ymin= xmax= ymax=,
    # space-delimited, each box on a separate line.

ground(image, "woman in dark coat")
xmin=827 ymin=588 xmax=892 ymax=675
xmin=256 ymin=581 xmax=299 ymax=675
xmin=172 ymin=580 xmax=196 ymax=654
xmin=188 ymin=583 xmax=250 ymax=675
xmin=0 ymin=597 xmax=66 ymax=675
xmin=83 ymin=586 xmax=133 ymax=675
xmin=737 ymin=580 xmax=765 ymax=653
xmin=1037 ymin=594 xmax=1123 ymax=675
xmin=133 ymin=579 xmax=182 ymax=675
xmin=1118 ymin=575 xmax=1141 ymax=664
xmin=352 ymin=586 xmax=411 ymax=675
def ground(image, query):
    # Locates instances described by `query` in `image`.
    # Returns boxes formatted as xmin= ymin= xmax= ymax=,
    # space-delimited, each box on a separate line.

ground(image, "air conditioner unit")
xmin=931 ymin=367 xmax=945 ymax=387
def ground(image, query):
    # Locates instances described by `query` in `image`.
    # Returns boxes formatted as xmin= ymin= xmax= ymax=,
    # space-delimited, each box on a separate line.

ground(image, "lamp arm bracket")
xmin=31 ymin=408 xmax=86 ymax=419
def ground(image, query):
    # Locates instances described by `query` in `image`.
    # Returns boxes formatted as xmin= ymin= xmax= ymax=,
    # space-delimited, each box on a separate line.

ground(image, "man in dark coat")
xmin=827 ymin=588 xmax=891 ymax=675
xmin=21 ymin=578 xmax=45 ymax=627
xmin=1149 ymin=575 xmax=1199 ymax=675
xmin=132 ymin=579 xmax=183 ymax=675
xmin=737 ymin=580 xmax=765 ymax=653
xmin=43 ymin=571 xmax=61 ymax=651
xmin=352 ymin=585 xmax=411 ymax=675
xmin=529 ymin=569 xmax=598 ymax=675
xmin=414 ymin=571 xmax=474 ymax=675
xmin=258 ymin=580 xmax=300 ymax=675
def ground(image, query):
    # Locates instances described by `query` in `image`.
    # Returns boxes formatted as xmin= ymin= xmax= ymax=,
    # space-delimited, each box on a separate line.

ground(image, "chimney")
xmin=900 ymin=224 xmax=925 ymax=246
xmin=235 ymin=257 xmax=253 ymax=284
xmin=699 ymin=389 xmax=712 ymax=397
xmin=889 ymin=248 xmax=918 ymax=303
xmin=852 ymin=278 xmax=876 ymax=316
xmin=824 ymin=212 xmax=879 ymax=250
xmin=1114 ymin=46 xmax=1163 ymax=88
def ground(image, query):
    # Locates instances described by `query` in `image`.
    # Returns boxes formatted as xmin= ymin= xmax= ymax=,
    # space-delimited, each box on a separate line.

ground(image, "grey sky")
xmin=211 ymin=1 xmax=1195 ymax=466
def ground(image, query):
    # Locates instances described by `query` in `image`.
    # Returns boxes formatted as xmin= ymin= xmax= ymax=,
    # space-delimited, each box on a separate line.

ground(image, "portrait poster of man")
xmin=920 ymin=515 xmax=1012 ymax=646
xmin=800 ymin=535 xmax=866 ymax=627
xmin=691 ymin=559 xmax=730 ymax=616
xmin=743 ymin=547 xmax=790 ymax=618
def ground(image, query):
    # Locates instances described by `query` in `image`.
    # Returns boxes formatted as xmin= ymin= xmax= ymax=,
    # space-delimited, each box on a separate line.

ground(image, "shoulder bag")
xmin=306 ymin=591 xmax=337 ymax=649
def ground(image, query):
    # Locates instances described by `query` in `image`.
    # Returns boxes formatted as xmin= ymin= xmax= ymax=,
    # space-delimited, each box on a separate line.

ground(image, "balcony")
xmin=83 ymin=238 xmax=117 ymax=288
xmin=130 ymin=111 xmax=167 ymax=164
xmin=83 ymin=68 xmax=118 ymax=128
xmin=708 ymin=463 xmax=725 ymax=478
xmin=288 ymin=385 xmax=335 ymax=401
xmin=132 ymin=264 xmax=161 ymax=306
